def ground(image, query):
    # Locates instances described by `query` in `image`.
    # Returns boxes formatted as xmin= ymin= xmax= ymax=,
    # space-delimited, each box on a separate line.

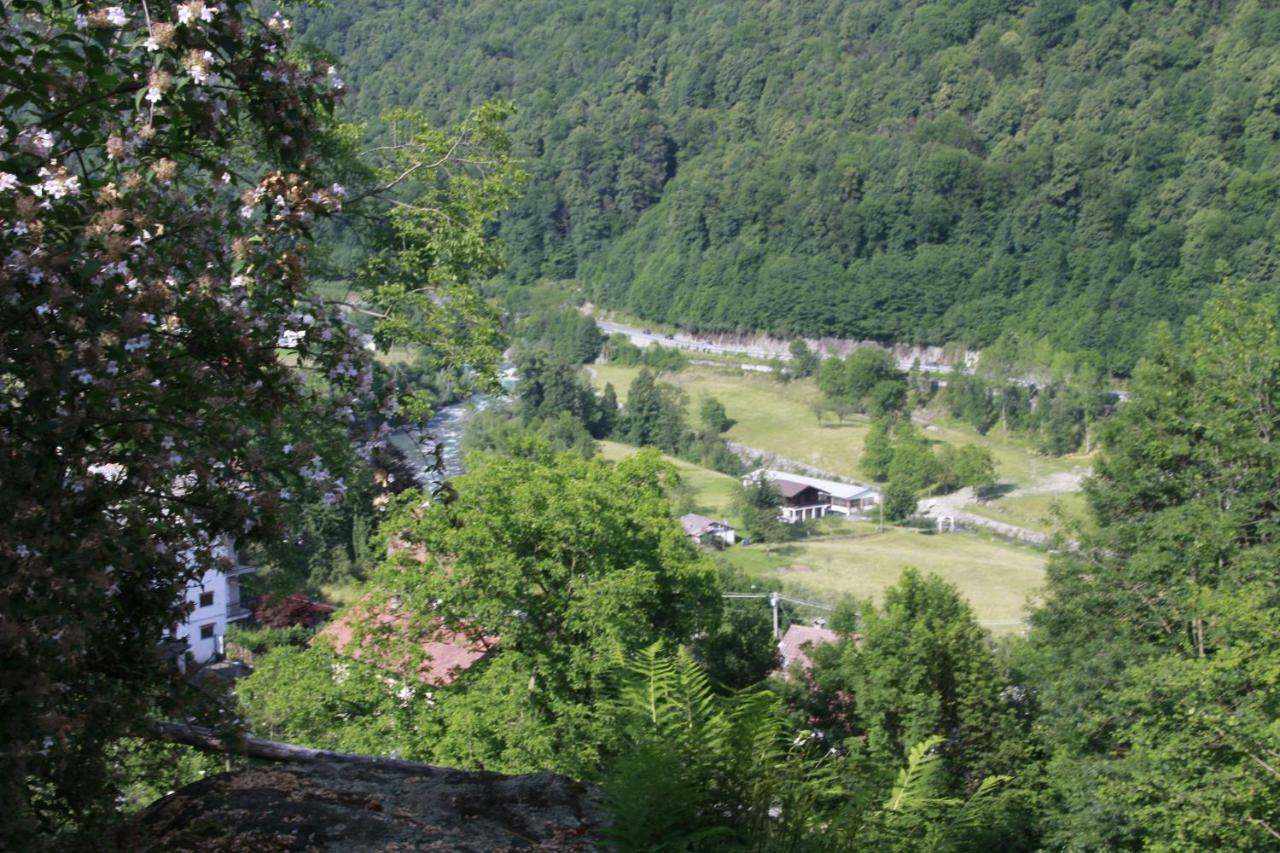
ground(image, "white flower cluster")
xmin=176 ymin=1 xmax=218 ymax=26
xmin=332 ymin=661 xmax=350 ymax=685
xmin=16 ymin=128 xmax=54 ymax=159
xmin=185 ymin=50 xmax=221 ymax=86
xmin=33 ymin=166 xmax=81 ymax=201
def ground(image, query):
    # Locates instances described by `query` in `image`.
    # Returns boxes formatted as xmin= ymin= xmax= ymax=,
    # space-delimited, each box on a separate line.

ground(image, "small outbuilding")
xmin=680 ymin=513 xmax=736 ymax=546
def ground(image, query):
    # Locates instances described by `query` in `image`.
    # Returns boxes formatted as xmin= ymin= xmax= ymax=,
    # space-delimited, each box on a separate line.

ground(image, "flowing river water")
xmin=388 ymin=368 xmax=517 ymax=487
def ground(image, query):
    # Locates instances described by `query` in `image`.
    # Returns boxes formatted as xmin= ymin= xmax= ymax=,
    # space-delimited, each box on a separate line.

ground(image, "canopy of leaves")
xmin=365 ymin=448 xmax=721 ymax=775
xmin=792 ymin=571 xmax=1032 ymax=798
xmin=0 ymin=1 xmax=358 ymax=839
xmin=1025 ymin=286 xmax=1280 ymax=848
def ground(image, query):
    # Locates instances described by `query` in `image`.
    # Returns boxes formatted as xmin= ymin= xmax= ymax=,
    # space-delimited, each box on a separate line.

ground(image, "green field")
xmin=598 ymin=439 xmax=1046 ymax=634
xmin=591 ymin=364 xmax=1090 ymax=489
xmin=965 ymin=491 xmax=1092 ymax=537
xmin=598 ymin=439 xmax=745 ymax=526
xmin=594 ymin=364 xmax=872 ymax=479
xmin=721 ymin=531 xmax=1045 ymax=634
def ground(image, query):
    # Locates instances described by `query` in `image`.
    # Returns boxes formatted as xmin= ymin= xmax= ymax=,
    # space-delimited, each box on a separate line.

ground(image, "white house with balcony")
xmin=746 ymin=469 xmax=881 ymax=523
xmin=167 ymin=535 xmax=255 ymax=663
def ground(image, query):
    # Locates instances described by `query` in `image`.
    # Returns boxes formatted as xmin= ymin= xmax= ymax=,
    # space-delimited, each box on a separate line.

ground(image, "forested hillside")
xmin=299 ymin=0 xmax=1280 ymax=372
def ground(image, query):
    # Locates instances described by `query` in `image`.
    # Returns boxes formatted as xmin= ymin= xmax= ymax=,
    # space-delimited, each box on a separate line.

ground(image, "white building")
xmin=87 ymin=464 xmax=257 ymax=665
xmin=680 ymin=513 xmax=737 ymax=546
xmin=168 ymin=536 xmax=255 ymax=663
xmin=747 ymin=469 xmax=880 ymax=522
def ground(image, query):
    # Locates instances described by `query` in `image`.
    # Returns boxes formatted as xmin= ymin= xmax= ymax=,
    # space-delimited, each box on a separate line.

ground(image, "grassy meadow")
xmin=590 ymin=363 xmax=1091 ymax=489
xmin=965 ymin=491 xmax=1092 ymax=537
xmin=598 ymin=438 xmax=1047 ymax=635
xmin=719 ymin=530 xmax=1045 ymax=634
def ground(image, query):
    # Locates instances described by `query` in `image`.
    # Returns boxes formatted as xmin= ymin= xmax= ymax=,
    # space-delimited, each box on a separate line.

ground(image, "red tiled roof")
xmin=317 ymin=599 xmax=496 ymax=687
xmin=778 ymin=624 xmax=840 ymax=672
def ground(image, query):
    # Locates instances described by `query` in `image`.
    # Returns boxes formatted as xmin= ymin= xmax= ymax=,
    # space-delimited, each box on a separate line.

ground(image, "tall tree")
xmin=698 ymin=395 xmax=733 ymax=434
xmin=367 ymin=449 xmax=721 ymax=775
xmin=861 ymin=418 xmax=895 ymax=482
xmin=0 ymin=3 xmax=523 ymax=840
xmin=789 ymin=339 xmax=819 ymax=378
xmin=0 ymin=4 xmax=349 ymax=838
xmin=1027 ymin=286 xmax=1280 ymax=849
xmin=620 ymin=368 xmax=686 ymax=453
xmin=797 ymin=571 xmax=1033 ymax=798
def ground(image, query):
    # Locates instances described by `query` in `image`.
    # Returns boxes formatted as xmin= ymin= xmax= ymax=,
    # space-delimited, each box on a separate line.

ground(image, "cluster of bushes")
xmin=816 ymin=348 xmax=908 ymax=418
xmin=863 ymin=419 xmax=996 ymax=522
xmin=224 ymin=624 xmax=315 ymax=659
xmin=615 ymin=370 xmax=741 ymax=475
xmin=601 ymin=333 xmax=688 ymax=372
xmin=811 ymin=344 xmax=1112 ymax=458
xmin=941 ymin=372 xmax=1112 ymax=456
xmin=511 ymin=307 xmax=604 ymax=366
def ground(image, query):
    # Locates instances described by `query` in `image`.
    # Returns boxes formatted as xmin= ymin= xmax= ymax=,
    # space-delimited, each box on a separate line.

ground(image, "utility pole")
xmin=770 ymin=591 xmax=780 ymax=639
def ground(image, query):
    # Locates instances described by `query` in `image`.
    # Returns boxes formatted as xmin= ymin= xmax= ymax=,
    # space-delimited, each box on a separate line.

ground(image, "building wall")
xmin=173 ymin=569 xmax=246 ymax=663
xmin=175 ymin=569 xmax=227 ymax=662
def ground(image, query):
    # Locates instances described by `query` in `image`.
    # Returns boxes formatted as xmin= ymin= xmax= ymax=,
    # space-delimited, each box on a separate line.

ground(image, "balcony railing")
xmin=226 ymin=603 xmax=253 ymax=622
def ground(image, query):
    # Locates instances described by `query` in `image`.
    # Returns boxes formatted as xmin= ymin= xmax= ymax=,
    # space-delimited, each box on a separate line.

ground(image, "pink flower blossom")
xmin=17 ymin=128 xmax=54 ymax=158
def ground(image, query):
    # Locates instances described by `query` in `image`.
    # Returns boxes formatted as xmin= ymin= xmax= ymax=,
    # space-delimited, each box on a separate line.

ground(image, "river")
xmin=389 ymin=368 xmax=517 ymax=486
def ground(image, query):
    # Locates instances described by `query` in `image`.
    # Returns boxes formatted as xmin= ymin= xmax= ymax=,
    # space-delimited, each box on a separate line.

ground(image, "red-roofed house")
xmin=316 ymin=598 xmax=497 ymax=688
xmin=778 ymin=623 xmax=840 ymax=673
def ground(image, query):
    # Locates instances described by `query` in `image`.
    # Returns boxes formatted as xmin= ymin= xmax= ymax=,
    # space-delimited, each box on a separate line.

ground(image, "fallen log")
xmin=144 ymin=720 xmax=445 ymax=774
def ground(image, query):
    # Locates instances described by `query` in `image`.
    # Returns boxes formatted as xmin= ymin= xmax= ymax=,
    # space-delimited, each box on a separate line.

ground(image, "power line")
xmin=723 ymin=592 xmax=1025 ymax=630
xmin=723 ymin=592 xmax=834 ymax=611
xmin=722 ymin=591 xmax=835 ymax=638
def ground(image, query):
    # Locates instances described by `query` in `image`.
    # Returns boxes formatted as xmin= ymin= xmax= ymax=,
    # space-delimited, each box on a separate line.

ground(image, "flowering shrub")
xmin=0 ymin=0 xmax=379 ymax=838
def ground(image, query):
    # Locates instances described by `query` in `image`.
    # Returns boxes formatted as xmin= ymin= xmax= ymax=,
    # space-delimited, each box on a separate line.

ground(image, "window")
xmin=199 ymin=591 xmax=214 ymax=608
xmin=199 ymin=623 xmax=215 ymax=640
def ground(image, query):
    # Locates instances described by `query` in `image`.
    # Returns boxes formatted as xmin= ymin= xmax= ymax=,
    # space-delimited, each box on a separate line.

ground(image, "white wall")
xmin=174 ymin=568 xmax=232 ymax=663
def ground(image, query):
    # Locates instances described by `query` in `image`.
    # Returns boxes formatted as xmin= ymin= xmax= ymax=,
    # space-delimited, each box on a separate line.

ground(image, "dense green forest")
xmin=298 ymin=0 xmax=1280 ymax=372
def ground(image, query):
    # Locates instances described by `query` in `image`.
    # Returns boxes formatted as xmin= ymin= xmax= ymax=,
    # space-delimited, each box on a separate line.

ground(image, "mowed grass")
xmin=593 ymin=364 xmax=871 ymax=479
xmin=966 ymin=491 xmax=1092 ymax=536
xmin=598 ymin=439 xmax=744 ymax=526
xmin=591 ymin=363 xmax=1091 ymax=489
xmin=721 ymin=531 xmax=1046 ymax=634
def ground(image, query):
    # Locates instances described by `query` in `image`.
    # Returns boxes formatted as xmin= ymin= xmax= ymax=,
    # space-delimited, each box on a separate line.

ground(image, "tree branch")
xmin=143 ymin=720 xmax=447 ymax=774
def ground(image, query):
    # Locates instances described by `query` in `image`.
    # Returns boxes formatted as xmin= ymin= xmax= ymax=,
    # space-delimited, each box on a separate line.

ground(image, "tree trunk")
xmin=144 ymin=720 xmax=444 ymax=773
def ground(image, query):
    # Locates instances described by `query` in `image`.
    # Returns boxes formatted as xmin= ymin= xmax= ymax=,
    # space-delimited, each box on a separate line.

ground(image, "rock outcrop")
xmin=125 ymin=759 xmax=604 ymax=851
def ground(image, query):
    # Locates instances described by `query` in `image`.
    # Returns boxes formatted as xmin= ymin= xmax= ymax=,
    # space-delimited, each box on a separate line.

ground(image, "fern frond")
xmin=944 ymin=773 xmax=1012 ymax=829
xmin=885 ymin=735 xmax=945 ymax=812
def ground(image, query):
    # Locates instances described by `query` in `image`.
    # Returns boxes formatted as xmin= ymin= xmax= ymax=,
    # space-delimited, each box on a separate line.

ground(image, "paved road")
xmin=596 ymin=320 xmax=784 ymax=361
xmin=595 ymin=318 xmax=961 ymax=375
